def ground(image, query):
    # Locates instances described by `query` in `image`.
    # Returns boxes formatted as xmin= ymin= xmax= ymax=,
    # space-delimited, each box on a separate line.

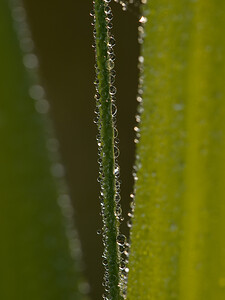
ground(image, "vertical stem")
xmin=93 ymin=0 xmax=123 ymax=299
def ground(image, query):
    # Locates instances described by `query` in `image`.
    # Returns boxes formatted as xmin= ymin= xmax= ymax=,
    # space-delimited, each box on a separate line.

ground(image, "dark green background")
xmin=23 ymin=1 xmax=139 ymax=299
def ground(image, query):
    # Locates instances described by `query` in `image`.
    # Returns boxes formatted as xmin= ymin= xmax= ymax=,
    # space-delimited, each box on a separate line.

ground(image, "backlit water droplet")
xmin=51 ymin=163 xmax=65 ymax=178
xmin=170 ymin=223 xmax=178 ymax=232
xmin=29 ymin=84 xmax=45 ymax=100
xmin=117 ymin=234 xmax=126 ymax=245
xmin=139 ymin=15 xmax=147 ymax=24
xmin=35 ymin=99 xmax=49 ymax=114
xmin=173 ymin=103 xmax=184 ymax=111
xmin=23 ymin=53 xmax=38 ymax=69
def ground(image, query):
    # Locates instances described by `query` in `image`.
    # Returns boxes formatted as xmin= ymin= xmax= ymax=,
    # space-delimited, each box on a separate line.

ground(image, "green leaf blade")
xmin=127 ymin=1 xmax=225 ymax=299
xmin=0 ymin=1 xmax=87 ymax=299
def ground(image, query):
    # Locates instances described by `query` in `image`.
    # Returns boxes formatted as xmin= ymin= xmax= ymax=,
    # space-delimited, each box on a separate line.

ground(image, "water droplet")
xmin=139 ymin=16 xmax=147 ymax=24
xmin=138 ymin=56 xmax=144 ymax=63
xmin=20 ymin=37 xmax=34 ymax=52
xmin=46 ymin=138 xmax=59 ymax=152
xmin=114 ymin=146 xmax=120 ymax=157
xmin=138 ymin=25 xmax=144 ymax=35
xmin=122 ymin=3 xmax=128 ymax=10
xmin=93 ymin=116 xmax=98 ymax=124
xmin=23 ymin=53 xmax=38 ymax=69
xmin=128 ymin=212 xmax=133 ymax=218
xmin=115 ymin=194 xmax=121 ymax=203
xmin=106 ymin=13 xmax=113 ymax=21
xmin=104 ymin=6 xmax=111 ymax=14
xmin=108 ymin=37 xmax=116 ymax=47
xmin=94 ymin=79 xmax=99 ymax=86
xmin=51 ymin=163 xmax=65 ymax=178
xmin=95 ymin=92 xmax=100 ymax=100
xmin=90 ymin=9 xmax=95 ymax=17
xmin=170 ymin=223 xmax=178 ymax=232
xmin=151 ymin=171 xmax=157 ymax=177
xmin=108 ymin=59 xmax=114 ymax=69
xmin=113 ymin=128 xmax=118 ymax=138
xmin=112 ymin=104 xmax=117 ymax=116
xmin=173 ymin=103 xmax=184 ymax=111
xmin=135 ymin=114 xmax=141 ymax=122
xmin=110 ymin=74 xmax=115 ymax=84
xmin=114 ymin=167 xmax=120 ymax=175
xmin=134 ymin=126 xmax=140 ymax=132
xmin=29 ymin=85 xmax=45 ymax=100
xmin=12 ymin=6 xmax=26 ymax=22
xmin=127 ymin=220 xmax=132 ymax=228
xmin=137 ymin=96 xmax=143 ymax=103
xmin=130 ymin=201 xmax=135 ymax=210
xmin=117 ymin=234 xmax=126 ymax=245
xmin=35 ymin=99 xmax=49 ymax=114
xmin=109 ymin=53 xmax=116 ymax=61
xmin=109 ymin=86 xmax=117 ymax=95
xmin=97 ymin=229 xmax=102 ymax=235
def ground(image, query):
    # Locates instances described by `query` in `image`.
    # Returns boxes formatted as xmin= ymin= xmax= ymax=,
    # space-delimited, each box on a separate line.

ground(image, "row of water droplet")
xmin=113 ymin=0 xmax=148 ymax=27
xmin=9 ymin=0 xmax=89 ymax=294
xmin=92 ymin=0 xmax=131 ymax=298
xmin=112 ymin=2 xmax=148 ymax=296
xmin=113 ymin=0 xmax=147 ymax=12
xmin=125 ymin=0 xmax=147 ymax=265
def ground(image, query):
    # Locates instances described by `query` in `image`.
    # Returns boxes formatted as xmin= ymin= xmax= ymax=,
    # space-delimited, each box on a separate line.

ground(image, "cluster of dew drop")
xmin=9 ymin=0 xmax=90 ymax=295
xmin=91 ymin=1 xmax=130 ymax=299
xmin=113 ymin=0 xmax=148 ymax=25
xmin=126 ymin=0 xmax=147 ymax=237
xmin=113 ymin=0 xmax=139 ymax=11
xmin=113 ymin=0 xmax=147 ymax=12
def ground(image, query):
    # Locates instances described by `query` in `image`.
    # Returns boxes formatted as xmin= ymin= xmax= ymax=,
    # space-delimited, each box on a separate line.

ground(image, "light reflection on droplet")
xmin=23 ymin=53 xmax=38 ymax=69
xmin=139 ymin=16 xmax=147 ymax=24
xmin=29 ymin=84 xmax=45 ymax=100
xmin=35 ymin=99 xmax=49 ymax=114
xmin=51 ymin=163 xmax=65 ymax=178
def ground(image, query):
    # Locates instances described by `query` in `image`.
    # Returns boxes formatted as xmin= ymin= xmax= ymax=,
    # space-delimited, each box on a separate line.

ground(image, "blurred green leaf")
xmin=0 ymin=0 xmax=88 ymax=299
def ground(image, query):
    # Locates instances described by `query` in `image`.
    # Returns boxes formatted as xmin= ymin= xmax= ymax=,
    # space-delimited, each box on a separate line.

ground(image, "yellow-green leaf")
xmin=127 ymin=1 xmax=225 ymax=299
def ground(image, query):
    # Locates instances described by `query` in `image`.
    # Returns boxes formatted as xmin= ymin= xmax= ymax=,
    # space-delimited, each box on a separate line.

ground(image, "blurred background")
xmin=23 ymin=1 xmax=139 ymax=299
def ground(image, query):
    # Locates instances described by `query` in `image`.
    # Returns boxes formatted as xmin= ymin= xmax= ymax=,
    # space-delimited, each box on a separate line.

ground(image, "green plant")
xmin=1 ymin=0 xmax=225 ymax=299
xmin=0 ymin=0 xmax=87 ymax=298
xmin=93 ymin=0 xmax=125 ymax=299
xmin=127 ymin=1 xmax=225 ymax=300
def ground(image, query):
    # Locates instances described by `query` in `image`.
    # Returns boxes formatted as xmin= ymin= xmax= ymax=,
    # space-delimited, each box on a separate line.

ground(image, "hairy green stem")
xmin=94 ymin=0 xmax=123 ymax=299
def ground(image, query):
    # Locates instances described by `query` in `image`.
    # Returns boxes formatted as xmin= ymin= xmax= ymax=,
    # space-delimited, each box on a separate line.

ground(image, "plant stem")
xmin=93 ymin=0 xmax=123 ymax=299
